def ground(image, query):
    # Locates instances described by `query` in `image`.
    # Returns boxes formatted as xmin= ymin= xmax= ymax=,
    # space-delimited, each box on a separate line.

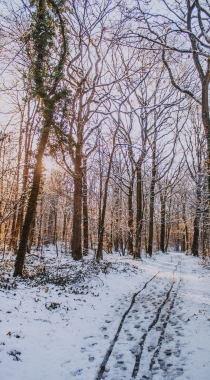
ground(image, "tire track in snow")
xmin=95 ymin=271 xmax=160 ymax=380
xmin=131 ymin=281 xmax=175 ymax=378
xmin=132 ymin=258 xmax=182 ymax=379
xmin=148 ymin=279 xmax=181 ymax=378
xmin=147 ymin=258 xmax=183 ymax=380
xmin=95 ymin=258 xmax=182 ymax=380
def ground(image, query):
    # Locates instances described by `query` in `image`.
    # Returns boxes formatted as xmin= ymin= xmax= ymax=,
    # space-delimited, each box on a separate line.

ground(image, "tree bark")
xmin=47 ymin=203 xmax=54 ymax=244
xmin=14 ymin=110 xmax=53 ymax=276
xmin=147 ymin=139 xmax=156 ymax=257
xmin=62 ymin=213 xmax=67 ymax=242
xmin=96 ymin=137 xmax=117 ymax=261
xmin=200 ymin=59 xmax=210 ymax=198
xmin=201 ymin=207 xmax=209 ymax=258
xmin=191 ymin=186 xmax=201 ymax=256
xmin=72 ymin=153 xmax=83 ymax=260
xmin=191 ymin=215 xmax=199 ymax=256
xmin=96 ymin=163 xmax=112 ymax=261
xmin=182 ymin=201 xmax=189 ymax=252
xmin=147 ymin=180 xmax=155 ymax=256
xmin=13 ymin=0 xmax=66 ymax=275
xmin=83 ymin=157 xmax=89 ymax=255
xmin=160 ymin=193 xmax=166 ymax=253
xmin=135 ymin=163 xmax=143 ymax=258
xmin=113 ymin=181 xmax=120 ymax=252
xmin=9 ymin=119 xmax=23 ymax=250
xmin=53 ymin=208 xmax=57 ymax=246
xmin=127 ymin=181 xmax=134 ymax=254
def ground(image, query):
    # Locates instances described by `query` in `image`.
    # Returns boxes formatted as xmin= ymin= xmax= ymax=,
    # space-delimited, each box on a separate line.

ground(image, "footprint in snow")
xmin=70 ymin=369 xmax=83 ymax=376
xmin=61 ymin=360 xmax=71 ymax=367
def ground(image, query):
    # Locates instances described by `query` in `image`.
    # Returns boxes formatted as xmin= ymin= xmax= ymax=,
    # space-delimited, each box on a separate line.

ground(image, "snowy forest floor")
xmin=0 ymin=249 xmax=210 ymax=380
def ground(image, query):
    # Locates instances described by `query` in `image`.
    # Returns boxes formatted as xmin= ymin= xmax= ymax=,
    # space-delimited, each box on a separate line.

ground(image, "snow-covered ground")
xmin=0 ymin=249 xmax=210 ymax=380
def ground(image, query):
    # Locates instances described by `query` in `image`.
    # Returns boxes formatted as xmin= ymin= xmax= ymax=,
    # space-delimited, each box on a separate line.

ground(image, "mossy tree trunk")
xmin=14 ymin=0 xmax=67 ymax=276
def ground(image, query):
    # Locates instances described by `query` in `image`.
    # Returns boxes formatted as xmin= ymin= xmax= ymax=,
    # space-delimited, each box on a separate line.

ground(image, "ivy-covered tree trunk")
xmin=14 ymin=0 xmax=67 ymax=276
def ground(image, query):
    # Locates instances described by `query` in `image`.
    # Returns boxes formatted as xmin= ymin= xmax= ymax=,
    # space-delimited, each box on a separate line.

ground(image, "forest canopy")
xmin=0 ymin=0 xmax=210 ymax=276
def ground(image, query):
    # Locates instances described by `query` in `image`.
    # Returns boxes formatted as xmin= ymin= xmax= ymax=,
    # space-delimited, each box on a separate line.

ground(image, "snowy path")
xmin=0 ymin=251 xmax=210 ymax=380
xmin=96 ymin=257 xmax=183 ymax=380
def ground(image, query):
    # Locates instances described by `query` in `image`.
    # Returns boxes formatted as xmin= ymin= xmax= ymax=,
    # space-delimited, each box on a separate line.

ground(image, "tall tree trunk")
xmin=62 ymin=213 xmax=67 ymax=242
xmin=165 ymin=225 xmax=171 ymax=252
xmin=181 ymin=232 xmax=186 ymax=252
xmin=201 ymin=207 xmax=209 ymax=258
xmin=191 ymin=214 xmax=200 ymax=256
xmin=96 ymin=173 xmax=110 ymax=261
xmin=127 ymin=180 xmax=134 ymax=254
xmin=97 ymin=140 xmax=103 ymax=258
xmin=156 ymin=224 xmax=160 ymax=251
xmin=13 ymin=147 xmax=30 ymax=252
xmin=0 ymin=143 xmax=5 ymax=248
xmin=201 ymin=66 xmax=210 ymax=198
xmin=37 ymin=196 xmax=43 ymax=250
xmin=108 ymin=210 xmax=113 ymax=253
xmin=185 ymin=221 xmax=189 ymax=251
xmin=53 ymin=209 xmax=57 ymax=246
xmin=135 ymin=163 xmax=143 ymax=258
xmin=165 ymin=198 xmax=172 ymax=252
xmin=72 ymin=153 xmax=83 ymax=260
xmin=147 ymin=140 xmax=156 ymax=257
xmin=27 ymin=213 xmax=36 ymax=253
xmin=83 ymin=157 xmax=89 ymax=255
xmin=114 ymin=180 xmax=120 ymax=252
xmin=191 ymin=186 xmax=201 ymax=256
xmin=13 ymin=0 xmax=66 ymax=275
xmin=147 ymin=180 xmax=155 ymax=256
xmin=48 ymin=204 xmax=54 ymax=244
xmin=175 ymin=212 xmax=180 ymax=252
xmin=10 ymin=119 xmax=23 ymax=250
xmin=14 ymin=109 xmax=54 ymax=276
xmin=97 ymin=136 xmax=117 ymax=261
xmin=182 ymin=201 xmax=189 ymax=252
xmin=160 ymin=193 xmax=166 ymax=253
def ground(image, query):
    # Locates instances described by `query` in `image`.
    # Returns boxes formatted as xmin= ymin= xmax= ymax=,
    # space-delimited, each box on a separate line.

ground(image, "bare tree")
xmin=126 ymin=0 xmax=210 ymax=198
xmin=180 ymin=108 xmax=206 ymax=256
